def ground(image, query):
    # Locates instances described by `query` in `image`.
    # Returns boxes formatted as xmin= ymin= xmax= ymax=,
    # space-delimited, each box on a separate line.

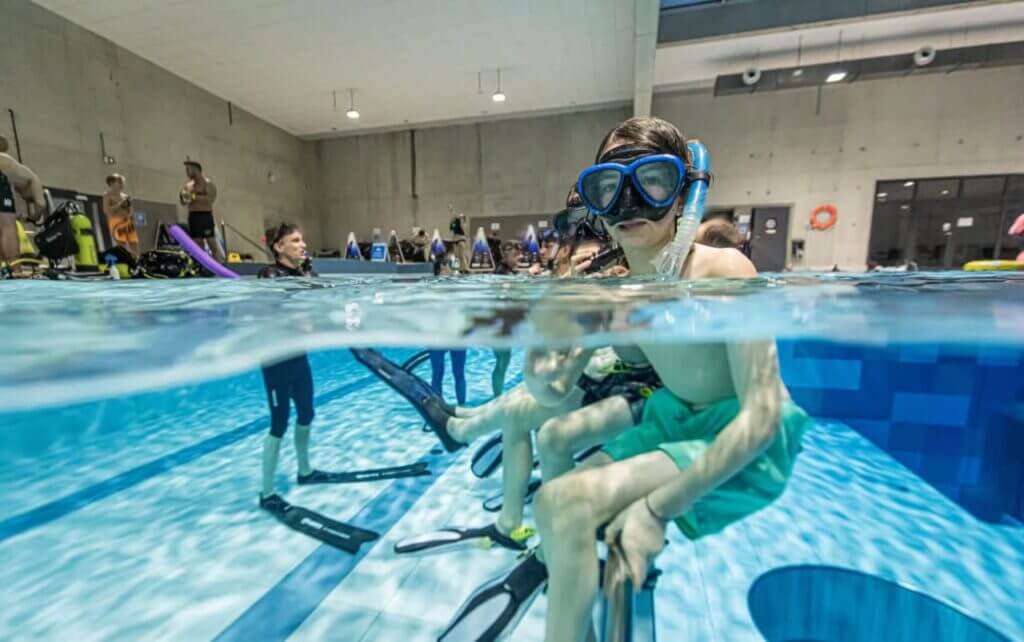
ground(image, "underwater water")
xmin=0 ymin=273 xmax=1022 ymax=641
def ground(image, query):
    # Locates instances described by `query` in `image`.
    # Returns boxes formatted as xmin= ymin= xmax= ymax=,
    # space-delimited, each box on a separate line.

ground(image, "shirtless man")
xmin=0 ymin=135 xmax=46 ymax=265
xmin=528 ymin=117 xmax=810 ymax=642
xmin=179 ymin=160 xmax=224 ymax=262
xmin=102 ymin=173 xmax=139 ymax=257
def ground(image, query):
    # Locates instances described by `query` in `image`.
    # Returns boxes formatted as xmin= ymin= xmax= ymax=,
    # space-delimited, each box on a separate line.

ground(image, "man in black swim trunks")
xmin=179 ymin=160 xmax=226 ymax=263
xmin=257 ymin=223 xmax=325 ymax=511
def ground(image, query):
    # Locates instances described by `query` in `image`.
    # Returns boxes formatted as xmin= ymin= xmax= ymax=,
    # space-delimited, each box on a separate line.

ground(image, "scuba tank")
xmin=469 ymin=226 xmax=495 ymax=271
xmin=15 ymin=220 xmax=35 ymax=256
xmin=69 ymin=209 xmax=99 ymax=270
xmin=344 ymin=232 xmax=363 ymax=260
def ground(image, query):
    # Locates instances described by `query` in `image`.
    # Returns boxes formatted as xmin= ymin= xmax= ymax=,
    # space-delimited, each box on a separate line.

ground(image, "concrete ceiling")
xmin=32 ymin=0 xmax=1024 ymax=138
xmin=32 ymin=0 xmax=637 ymax=137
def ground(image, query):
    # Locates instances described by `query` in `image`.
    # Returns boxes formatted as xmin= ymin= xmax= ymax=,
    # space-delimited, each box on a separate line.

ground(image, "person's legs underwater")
xmin=535 ymin=451 xmax=679 ymax=642
xmin=429 ymin=349 xmax=446 ymax=397
xmin=450 ymin=349 xmax=467 ymax=405
xmin=491 ymin=349 xmax=512 ymax=398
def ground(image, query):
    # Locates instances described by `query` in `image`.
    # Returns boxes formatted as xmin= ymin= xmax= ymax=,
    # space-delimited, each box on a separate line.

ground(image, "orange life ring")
xmin=810 ymin=205 xmax=837 ymax=231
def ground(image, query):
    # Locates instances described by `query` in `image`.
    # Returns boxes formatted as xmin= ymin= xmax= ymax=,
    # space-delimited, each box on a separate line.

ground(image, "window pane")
xmin=1006 ymin=175 xmax=1024 ymax=197
xmin=876 ymin=180 xmax=914 ymax=202
xmin=962 ymin=176 xmax=1005 ymax=198
xmin=916 ymin=178 xmax=959 ymax=200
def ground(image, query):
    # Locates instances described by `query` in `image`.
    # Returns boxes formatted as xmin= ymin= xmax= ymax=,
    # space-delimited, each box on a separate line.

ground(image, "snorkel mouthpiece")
xmin=654 ymin=140 xmax=710 ymax=278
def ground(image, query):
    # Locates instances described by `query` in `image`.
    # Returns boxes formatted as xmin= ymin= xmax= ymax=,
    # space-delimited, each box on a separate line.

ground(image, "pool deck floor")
xmin=1 ymin=350 xmax=1021 ymax=641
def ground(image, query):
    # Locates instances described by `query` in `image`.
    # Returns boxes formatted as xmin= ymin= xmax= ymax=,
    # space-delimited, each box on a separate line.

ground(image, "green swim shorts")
xmin=602 ymin=388 xmax=810 ymax=540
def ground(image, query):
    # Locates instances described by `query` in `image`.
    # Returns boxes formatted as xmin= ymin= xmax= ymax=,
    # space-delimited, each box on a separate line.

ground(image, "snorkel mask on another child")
xmin=576 ymin=140 xmax=711 ymax=277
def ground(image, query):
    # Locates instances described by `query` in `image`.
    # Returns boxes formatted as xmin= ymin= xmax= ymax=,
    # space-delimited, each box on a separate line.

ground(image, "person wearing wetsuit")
xmin=256 ymin=223 xmax=327 ymax=512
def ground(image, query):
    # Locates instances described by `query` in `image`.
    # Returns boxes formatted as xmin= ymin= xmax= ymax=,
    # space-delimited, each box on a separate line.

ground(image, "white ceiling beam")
xmin=633 ymin=0 xmax=660 ymax=117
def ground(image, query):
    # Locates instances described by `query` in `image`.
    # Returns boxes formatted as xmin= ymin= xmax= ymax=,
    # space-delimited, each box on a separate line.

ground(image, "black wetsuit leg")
xmin=262 ymin=355 xmax=314 ymax=437
xmin=291 ymin=355 xmax=315 ymax=426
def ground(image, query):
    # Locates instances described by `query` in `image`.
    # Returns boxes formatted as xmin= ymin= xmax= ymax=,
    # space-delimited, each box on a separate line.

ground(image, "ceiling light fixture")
xmin=792 ymin=35 xmax=804 ymax=77
xmin=825 ymin=30 xmax=847 ymax=84
xmin=903 ymin=181 xmax=915 ymax=187
xmin=492 ymin=68 xmax=506 ymax=103
xmin=877 ymin=192 xmax=888 ymax=198
xmin=346 ymin=89 xmax=360 ymax=120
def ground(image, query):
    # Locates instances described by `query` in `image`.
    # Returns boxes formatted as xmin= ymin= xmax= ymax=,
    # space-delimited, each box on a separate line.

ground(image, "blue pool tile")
xmin=922 ymin=455 xmax=965 ymax=485
xmin=887 ymin=424 xmax=931 ymax=452
xmin=976 ymin=347 xmax=1022 ymax=367
xmin=898 ymin=345 xmax=940 ymax=363
xmin=846 ymin=420 xmax=892 ymax=449
xmin=959 ymin=457 xmax=983 ymax=484
xmin=783 ymin=358 xmax=863 ymax=390
xmin=891 ymin=393 xmax=971 ymax=427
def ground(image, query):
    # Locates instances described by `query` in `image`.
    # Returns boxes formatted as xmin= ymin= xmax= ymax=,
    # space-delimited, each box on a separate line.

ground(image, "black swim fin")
xmin=351 ymin=348 xmax=465 ymax=453
xmin=482 ymin=476 xmax=542 ymax=513
xmin=297 ymin=463 xmax=430 ymax=485
xmin=261 ymin=497 xmax=379 ymax=554
xmin=437 ymin=552 xmax=548 ymax=642
xmin=394 ymin=523 xmax=531 ymax=555
xmin=471 ymin=434 xmax=503 ymax=478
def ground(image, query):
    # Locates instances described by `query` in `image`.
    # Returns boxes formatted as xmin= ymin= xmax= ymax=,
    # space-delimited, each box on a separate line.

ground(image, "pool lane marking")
xmin=214 ymin=373 xmax=525 ymax=642
xmin=0 ymin=375 xmax=378 ymax=544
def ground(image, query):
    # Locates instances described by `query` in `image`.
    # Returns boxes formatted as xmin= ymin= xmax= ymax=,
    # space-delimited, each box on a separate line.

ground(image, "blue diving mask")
xmin=577 ymin=145 xmax=689 ymax=227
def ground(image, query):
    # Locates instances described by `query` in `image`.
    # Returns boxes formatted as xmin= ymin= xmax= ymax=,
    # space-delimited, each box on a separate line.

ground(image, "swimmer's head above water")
xmin=578 ymin=118 xmax=711 ymax=276
xmin=265 ymin=222 xmax=307 ymax=267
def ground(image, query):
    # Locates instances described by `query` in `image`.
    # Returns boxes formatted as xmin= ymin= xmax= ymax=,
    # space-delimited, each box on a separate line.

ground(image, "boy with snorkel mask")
xmin=437 ymin=117 xmax=809 ymax=642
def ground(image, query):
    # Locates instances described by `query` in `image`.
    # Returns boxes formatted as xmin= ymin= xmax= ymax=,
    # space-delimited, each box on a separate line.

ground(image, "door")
xmin=749 ymin=207 xmax=790 ymax=272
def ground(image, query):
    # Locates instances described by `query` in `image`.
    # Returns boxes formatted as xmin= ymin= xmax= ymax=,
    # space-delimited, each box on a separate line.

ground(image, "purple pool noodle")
xmin=168 ymin=224 xmax=240 ymax=279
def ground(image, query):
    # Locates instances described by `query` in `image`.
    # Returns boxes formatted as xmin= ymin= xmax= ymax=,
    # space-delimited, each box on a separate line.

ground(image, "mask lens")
xmin=582 ymin=169 xmax=624 ymax=211
xmin=633 ymin=160 xmax=680 ymax=204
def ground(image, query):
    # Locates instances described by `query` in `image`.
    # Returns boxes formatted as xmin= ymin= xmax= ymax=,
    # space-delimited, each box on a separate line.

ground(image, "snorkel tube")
xmin=654 ymin=140 xmax=711 ymax=278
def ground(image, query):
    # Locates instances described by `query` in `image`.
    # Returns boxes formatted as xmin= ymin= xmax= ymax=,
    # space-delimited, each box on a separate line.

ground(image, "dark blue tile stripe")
xmin=213 ymin=373 xmax=525 ymax=642
xmin=0 ymin=375 xmax=377 ymax=543
xmin=213 ymin=447 xmax=457 ymax=642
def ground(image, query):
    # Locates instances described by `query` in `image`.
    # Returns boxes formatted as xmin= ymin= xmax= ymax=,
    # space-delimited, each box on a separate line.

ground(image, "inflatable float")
xmin=168 ymin=224 xmax=240 ymax=279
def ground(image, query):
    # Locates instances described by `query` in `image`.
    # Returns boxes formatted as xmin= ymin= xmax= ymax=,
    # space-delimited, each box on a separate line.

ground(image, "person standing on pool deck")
xmin=256 ymin=223 xmax=329 ymax=512
xmin=102 ymin=173 xmax=139 ymax=257
xmin=178 ymin=159 xmax=225 ymax=263
xmin=526 ymin=117 xmax=810 ymax=642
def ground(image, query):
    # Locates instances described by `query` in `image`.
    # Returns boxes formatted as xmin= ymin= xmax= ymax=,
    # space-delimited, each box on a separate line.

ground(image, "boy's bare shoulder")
xmin=691 ymin=244 xmax=757 ymax=279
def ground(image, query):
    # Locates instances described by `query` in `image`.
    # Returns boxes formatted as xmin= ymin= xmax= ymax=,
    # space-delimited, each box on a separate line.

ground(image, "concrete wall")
xmin=655 ymin=66 xmax=1024 ymax=269
xmin=316 ymin=108 xmax=629 ymax=251
xmin=0 ymin=0 xmax=321 ymax=251
xmin=318 ymin=66 xmax=1023 ymax=269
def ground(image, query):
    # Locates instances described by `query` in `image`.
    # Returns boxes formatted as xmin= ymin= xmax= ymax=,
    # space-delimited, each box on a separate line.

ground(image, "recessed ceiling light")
xmin=826 ymin=70 xmax=847 ymax=83
xmin=345 ymin=89 xmax=360 ymax=120
xmin=903 ymin=181 xmax=915 ymax=187
xmin=492 ymin=68 xmax=507 ymax=103
xmin=792 ymin=69 xmax=804 ymax=77
xmin=877 ymin=192 xmax=888 ymax=198
xmin=900 ymin=205 xmax=910 ymax=210
xmin=941 ymin=189 xmax=950 ymax=195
